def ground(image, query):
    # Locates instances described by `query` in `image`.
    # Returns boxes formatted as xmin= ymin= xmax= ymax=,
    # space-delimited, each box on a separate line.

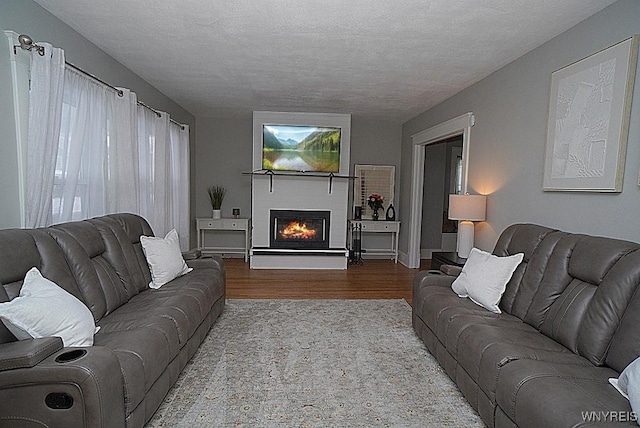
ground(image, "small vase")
xmin=372 ymin=209 xmax=379 ymax=221
xmin=212 ymin=209 xmax=221 ymax=219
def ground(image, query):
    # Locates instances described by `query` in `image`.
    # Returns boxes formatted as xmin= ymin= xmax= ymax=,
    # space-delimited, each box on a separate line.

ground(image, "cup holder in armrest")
xmin=55 ymin=349 xmax=87 ymax=363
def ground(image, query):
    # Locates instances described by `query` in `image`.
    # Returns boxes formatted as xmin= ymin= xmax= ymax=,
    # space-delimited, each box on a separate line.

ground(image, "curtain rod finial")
xmin=17 ymin=34 xmax=45 ymax=56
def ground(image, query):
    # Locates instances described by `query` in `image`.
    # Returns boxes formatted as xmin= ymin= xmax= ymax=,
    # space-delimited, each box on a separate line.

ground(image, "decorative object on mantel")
xmin=385 ymin=204 xmax=396 ymax=221
xmin=543 ymin=35 xmax=638 ymax=193
xmin=367 ymin=193 xmax=384 ymax=221
xmin=207 ymin=185 xmax=226 ymax=219
xmin=448 ymin=193 xmax=486 ymax=259
xmin=232 ymin=208 xmax=240 ymax=219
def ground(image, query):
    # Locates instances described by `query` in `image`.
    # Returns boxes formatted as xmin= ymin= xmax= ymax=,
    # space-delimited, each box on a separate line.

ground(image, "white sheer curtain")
xmin=170 ymin=123 xmax=190 ymax=250
xmin=137 ymin=107 xmax=190 ymax=249
xmin=26 ymin=42 xmax=190 ymax=247
xmin=52 ymin=68 xmax=113 ymax=223
xmin=26 ymin=43 xmax=65 ymax=227
xmin=110 ymin=88 xmax=140 ymax=214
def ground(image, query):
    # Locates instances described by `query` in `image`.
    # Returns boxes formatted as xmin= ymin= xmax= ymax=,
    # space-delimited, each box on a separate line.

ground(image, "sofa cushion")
xmin=575 ymin=243 xmax=640 ymax=366
xmin=607 ymin=259 xmax=640 ymax=373
xmin=452 ymin=248 xmax=523 ymax=313
xmin=105 ymin=213 xmax=155 ymax=292
xmin=0 ymin=268 xmax=97 ymax=347
xmin=140 ymin=229 xmax=192 ymax=289
xmin=492 ymin=224 xmax=556 ymax=316
xmin=610 ymin=357 xmax=640 ymax=418
xmin=521 ymin=233 xmax=583 ymax=330
xmin=94 ymin=326 xmax=174 ymax=415
xmin=102 ymin=267 xmax=223 ymax=346
xmin=495 ymin=359 xmax=627 ymax=427
xmin=88 ymin=217 xmax=142 ymax=299
xmin=46 ymin=226 xmax=117 ymax=321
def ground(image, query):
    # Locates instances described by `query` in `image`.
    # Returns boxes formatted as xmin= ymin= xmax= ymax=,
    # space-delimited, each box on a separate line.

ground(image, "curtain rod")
xmin=16 ymin=34 xmax=187 ymax=130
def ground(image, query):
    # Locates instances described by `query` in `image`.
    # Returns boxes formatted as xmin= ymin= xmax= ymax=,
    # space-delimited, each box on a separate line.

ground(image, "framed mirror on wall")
xmin=353 ymin=164 xmax=395 ymax=220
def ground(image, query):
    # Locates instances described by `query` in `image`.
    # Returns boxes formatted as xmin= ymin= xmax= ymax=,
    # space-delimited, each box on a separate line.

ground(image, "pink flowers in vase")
xmin=367 ymin=194 xmax=384 ymax=220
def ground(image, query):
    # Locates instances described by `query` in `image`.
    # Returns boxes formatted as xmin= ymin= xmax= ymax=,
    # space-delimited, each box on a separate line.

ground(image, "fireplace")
xmin=270 ymin=210 xmax=331 ymax=249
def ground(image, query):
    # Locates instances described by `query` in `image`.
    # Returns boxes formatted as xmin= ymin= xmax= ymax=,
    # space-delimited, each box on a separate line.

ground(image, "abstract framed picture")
xmin=543 ymin=35 xmax=638 ymax=192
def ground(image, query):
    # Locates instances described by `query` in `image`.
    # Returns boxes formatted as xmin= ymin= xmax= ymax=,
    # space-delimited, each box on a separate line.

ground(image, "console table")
xmin=348 ymin=220 xmax=400 ymax=263
xmin=196 ymin=218 xmax=251 ymax=261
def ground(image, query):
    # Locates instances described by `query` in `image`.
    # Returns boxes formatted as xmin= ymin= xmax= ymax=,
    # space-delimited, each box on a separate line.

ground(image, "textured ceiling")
xmin=34 ymin=0 xmax=618 ymax=121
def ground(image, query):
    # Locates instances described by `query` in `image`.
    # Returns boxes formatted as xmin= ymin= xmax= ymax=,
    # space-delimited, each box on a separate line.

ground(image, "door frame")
xmin=405 ymin=112 xmax=474 ymax=268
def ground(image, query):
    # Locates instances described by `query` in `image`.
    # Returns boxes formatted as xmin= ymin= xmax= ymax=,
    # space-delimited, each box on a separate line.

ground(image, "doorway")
xmin=405 ymin=113 xmax=474 ymax=268
xmin=421 ymin=136 xmax=463 ymax=259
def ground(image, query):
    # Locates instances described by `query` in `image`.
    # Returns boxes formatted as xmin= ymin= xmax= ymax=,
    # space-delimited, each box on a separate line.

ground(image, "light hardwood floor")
xmin=224 ymin=258 xmax=431 ymax=306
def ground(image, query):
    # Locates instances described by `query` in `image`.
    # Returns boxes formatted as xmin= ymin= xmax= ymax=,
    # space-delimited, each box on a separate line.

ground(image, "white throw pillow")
xmin=610 ymin=357 xmax=640 ymax=422
xmin=140 ymin=229 xmax=192 ymax=289
xmin=451 ymin=247 xmax=524 ymax=313
xmin=0 ymin=267 xmax=96 ymax=347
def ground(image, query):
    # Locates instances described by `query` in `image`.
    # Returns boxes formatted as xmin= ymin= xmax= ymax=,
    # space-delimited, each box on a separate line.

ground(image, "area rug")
xmin=146 ymin=299 xmax=483 ymax=427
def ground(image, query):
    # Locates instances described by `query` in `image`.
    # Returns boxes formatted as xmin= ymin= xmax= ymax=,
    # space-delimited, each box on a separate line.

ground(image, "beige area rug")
xmin=146 ymin=299 xmax=483 ymax=427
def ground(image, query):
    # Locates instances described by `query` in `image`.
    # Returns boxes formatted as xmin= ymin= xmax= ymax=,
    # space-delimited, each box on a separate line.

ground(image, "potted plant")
xmin=208 ymin=185 xmax=226 ymax=219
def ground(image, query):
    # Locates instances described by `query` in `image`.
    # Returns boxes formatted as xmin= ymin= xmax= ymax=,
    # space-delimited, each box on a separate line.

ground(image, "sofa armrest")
xmin=182 ymin=249 xmax=202 ymax=260
xmin=0 ymin=345 xmax=125 ymax=427
xmin=186 ymin=255 xmax=225 ymax=273
xmin=440 ymin=264 xmax=462 ymax=277
xmin=414 ymin=269 xmax=457 ymax=288
xmin=0 ymin=337 xmax=63 ymax=371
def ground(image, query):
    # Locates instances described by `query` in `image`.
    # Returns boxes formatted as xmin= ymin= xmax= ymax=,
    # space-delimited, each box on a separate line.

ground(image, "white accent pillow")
xmin=451 ymin=248 xmax=524 ymax=313
xmin=610 ymin=357 xmax=640 ymax=417
xmin=140 ymin=229 xmax=192 ymax=289
xmin=0 ymin=267 xmax=97 ymax=347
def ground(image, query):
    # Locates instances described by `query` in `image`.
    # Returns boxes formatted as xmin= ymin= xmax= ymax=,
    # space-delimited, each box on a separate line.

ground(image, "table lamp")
xmin=448 ymin=194 xmax=487 ymax=258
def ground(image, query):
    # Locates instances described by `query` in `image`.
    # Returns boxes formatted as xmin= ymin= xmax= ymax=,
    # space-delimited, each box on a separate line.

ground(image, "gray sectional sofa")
xmin=413 ymin=223 xmax=640 ymax=427
xmin=0 ymin=213 xmax=225 ymax=427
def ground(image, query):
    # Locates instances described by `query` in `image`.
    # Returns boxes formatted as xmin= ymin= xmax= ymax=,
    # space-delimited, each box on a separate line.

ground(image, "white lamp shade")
xmin=448 ymin=194 xmax=486 ymax=221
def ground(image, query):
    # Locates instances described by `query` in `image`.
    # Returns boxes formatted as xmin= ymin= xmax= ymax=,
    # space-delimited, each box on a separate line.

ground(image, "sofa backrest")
xmin=0 ymin=214 xmax=156 ymax=325
xmin=47 ymin=221 xmax=132 ymax=321
xmin=493 ymin=223 xmax=557 ymax=317
xmin=494 ymin=224 xmax=640 ymax=366
xmin=606 ymin=251 xmax=640 ymax=372
xmin=103 ymin=213 xmax=154 ymax=291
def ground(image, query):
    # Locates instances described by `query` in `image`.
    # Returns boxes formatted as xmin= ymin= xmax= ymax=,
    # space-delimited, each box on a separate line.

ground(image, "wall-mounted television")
xmin=253 ymin=111 xmax=351 ymax=175
xmin=262 ymin=125 xmax=341 ymax=173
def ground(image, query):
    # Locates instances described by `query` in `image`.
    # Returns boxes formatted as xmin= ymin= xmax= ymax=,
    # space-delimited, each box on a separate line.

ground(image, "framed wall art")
xmin=542 ymin=35 xmax=638 ymax=192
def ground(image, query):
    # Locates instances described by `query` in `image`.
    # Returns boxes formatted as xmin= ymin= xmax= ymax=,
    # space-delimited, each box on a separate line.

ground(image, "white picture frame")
xmin=353 ymin=164 xmax=395 ymax=219
xmin=542 ymin=35 xmax=638 ymax=192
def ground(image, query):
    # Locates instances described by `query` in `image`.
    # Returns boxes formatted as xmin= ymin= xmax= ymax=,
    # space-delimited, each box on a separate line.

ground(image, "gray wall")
xmin=194 ymin=115 xmax=402 ymax=251
xmin=399 ymin=0 xmax=640 ymax=256
xmin=0 ymin=0 xmax=196 ymax=239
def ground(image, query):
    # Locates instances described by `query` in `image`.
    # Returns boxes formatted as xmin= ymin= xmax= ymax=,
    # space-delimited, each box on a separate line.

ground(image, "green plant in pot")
xmin=208 ymin=185 xmax=226 ymax=219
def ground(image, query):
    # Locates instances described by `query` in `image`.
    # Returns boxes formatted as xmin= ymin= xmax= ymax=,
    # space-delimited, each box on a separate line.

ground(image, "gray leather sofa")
xmin=0 ymin=213 xmax=225 ymax=427
xmin=413 ymin=224 xmax=640 ymax=427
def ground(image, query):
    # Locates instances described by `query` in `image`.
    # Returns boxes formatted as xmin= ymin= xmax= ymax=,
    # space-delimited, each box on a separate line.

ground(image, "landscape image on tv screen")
xmin=262 ymin=125 xmax=341 ymax=172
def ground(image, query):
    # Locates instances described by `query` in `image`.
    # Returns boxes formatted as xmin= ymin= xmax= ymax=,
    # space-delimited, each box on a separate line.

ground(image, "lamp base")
xmin=457 ymin=220 xmax=475 ymax=259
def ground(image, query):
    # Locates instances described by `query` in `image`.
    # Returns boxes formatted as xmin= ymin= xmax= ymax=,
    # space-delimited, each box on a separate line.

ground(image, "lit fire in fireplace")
xmin=280 ymin=221 xmax=317 ymax=240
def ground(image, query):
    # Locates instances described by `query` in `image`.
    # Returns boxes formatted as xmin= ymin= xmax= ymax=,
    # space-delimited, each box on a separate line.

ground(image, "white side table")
xmin=348 ymin=220 xmax=400 ymax=263
xmin=196 ymin=218 xmax=251 ymax=262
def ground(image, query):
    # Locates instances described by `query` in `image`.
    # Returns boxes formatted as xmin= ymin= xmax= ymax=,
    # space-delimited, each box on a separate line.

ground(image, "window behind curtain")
xmin=49 ymin=67 xmax=190 ymax=248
